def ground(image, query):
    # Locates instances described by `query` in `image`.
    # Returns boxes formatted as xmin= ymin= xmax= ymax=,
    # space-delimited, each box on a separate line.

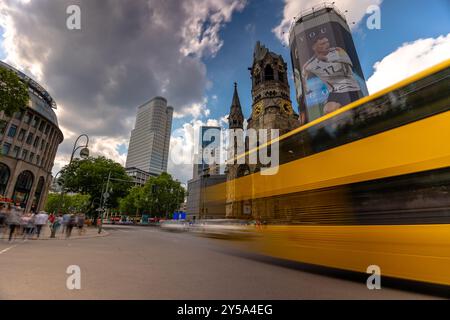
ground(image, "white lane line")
xmin=0 ymin=244 xmax=18 ymax=255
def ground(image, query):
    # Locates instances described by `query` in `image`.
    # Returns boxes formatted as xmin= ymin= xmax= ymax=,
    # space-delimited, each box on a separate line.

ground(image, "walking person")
xmin=66 ymin=214 xmax=76 ymax=239
xmin=50 ymin=214 xmax=63 ymax=238
xmin=61 ymin=213 xmax=70 ymax=234
xmin=34 ymin=211 xmax=49 ymax=238
xmin=27 ymin=213 xmax=36 ymax=238
xmin=20 ymin=213 xmax=31 ymax=239
xmin=77 ymin=213 xmax=85 ymax=235
xmin=7 ymin=205 xmax=21 ymax=242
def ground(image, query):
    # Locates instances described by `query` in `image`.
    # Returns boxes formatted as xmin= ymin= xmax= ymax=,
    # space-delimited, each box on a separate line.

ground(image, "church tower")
xmin=228 ymin=82 xmax=244 ymax=130
xmin=248 ymin=41 xmax=299 ymax=134
xmin=225 ymin=83 xmax=248 ymax=218
xmin=225 ymin=43 xmax=301 ymax=220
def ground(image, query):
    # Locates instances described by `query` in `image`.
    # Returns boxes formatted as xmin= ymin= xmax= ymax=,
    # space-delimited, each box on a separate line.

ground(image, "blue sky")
xmin=171 ymin=0 xmax=450 ymax=131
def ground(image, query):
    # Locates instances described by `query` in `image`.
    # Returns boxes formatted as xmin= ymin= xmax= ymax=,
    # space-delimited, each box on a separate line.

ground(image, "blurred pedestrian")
xmin=48 ymin=213 xmax=55 ymax=225
xmin=7 ymin=205 xmax=21 ymax=241
xmin=20 ymin=213 xmax=31 ymax=239
xmin=34 ymin=211 xmax=49 ymax=238
xmin=61 ymin=213 xmax=70 ymax=234
xmin=77 ymin=213 xmax=85 ymax=235
xmin=66 ymin=214 xmax=76 ymax=239
xmin=97 ymin=215 xmax=103 ymax=234
xmin=51 ymin=214 xmax=63 ymax=238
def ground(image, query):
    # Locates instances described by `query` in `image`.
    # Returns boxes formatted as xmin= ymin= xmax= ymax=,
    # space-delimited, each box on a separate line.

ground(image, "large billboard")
xmin=291 ymin=20 xmax=368 ymax=123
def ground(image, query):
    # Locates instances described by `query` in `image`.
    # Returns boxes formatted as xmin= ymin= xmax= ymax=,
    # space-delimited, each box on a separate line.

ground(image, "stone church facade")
xmin=226 ymin=42 xmax=300 ymax=220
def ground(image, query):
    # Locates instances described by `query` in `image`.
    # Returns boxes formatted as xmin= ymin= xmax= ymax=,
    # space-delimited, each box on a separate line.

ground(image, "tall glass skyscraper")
xmin=125 ymin=96 xmax=173 ymax=176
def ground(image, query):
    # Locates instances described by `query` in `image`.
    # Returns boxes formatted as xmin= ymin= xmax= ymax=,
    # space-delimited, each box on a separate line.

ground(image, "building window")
xmin=0 ymin=163 xmax=10 ymax=195
xmin=2 ymin=143 xmax=11 ymax=156
xmin=14 ymin=111 xmax=23 ymax=120
xmin=29 ymin=152 xmax=35 ymax=163
xmin=31 ymin=116 xmax=39 ymax=128
xmin=21 ymin=149 xmax=28 ymax=160
xmin=0 ymin=120 xmax=7 ymax=135
xmin=33 ymin=136 xmax=40 ymax=148
xmin=38 ymin=121 xmax=45 ymax=132
xmin=45 ymin=124 xmax=50 ymax=134
xmin=40 ymin=139 xmax=45 ymax=150
xmin=36 ymin=155 xmax=40 ymax=166
xmin=24 ymin=112 xmax=32 ymax=124
xmin=12 ymin=146 xmax=20 ymax=158
xmin=18 ymin=129 xmax=26 ymax=141
xmin=26 ymin=133 xmax=34 ymax=145
xmin=7 ymin=125 xmax=17 ymax=138
xmin=264 ymin=65 xmax=274 ymax=81
xmin=12 ymin=170 xmax=34 ymax=209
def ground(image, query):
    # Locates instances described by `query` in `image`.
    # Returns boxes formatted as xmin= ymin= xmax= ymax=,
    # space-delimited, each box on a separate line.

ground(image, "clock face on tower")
xmin=253 ymin=101 xmax=263 ymax=117
xmin=280 ymin=99 xmax=293 ymax=115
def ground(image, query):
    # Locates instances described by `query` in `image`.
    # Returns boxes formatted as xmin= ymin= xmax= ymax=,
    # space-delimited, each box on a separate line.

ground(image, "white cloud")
xmin=180 ymin=0 xmax=247 ymax=57
xmin=367 ymin=33 xmax=450 ymax=94
xmin=173 ymin=97 xmax=211 ymax=119
xmin=273 ymin=0 xmax=382 ymax=44
xmin=167 ymin=115 xmax=230 ymax=183
xmin=0 ymin=0 xmax=247 ymax=174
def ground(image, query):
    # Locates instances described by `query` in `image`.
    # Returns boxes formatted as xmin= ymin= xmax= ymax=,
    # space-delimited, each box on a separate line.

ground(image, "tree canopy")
xmin=0 ymin=65 xmax=29 ymax=117
xmin=45 ymin=193 xmax=91 ymax=214
xmin=119 ymin=172 xmax=185 ymax=218
xmin=58 ymin=156 xmax=133 ymax=212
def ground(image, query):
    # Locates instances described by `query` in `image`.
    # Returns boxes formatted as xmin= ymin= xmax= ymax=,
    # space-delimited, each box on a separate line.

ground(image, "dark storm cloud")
xmin=2 ymin=0 xmax=208 ymax=137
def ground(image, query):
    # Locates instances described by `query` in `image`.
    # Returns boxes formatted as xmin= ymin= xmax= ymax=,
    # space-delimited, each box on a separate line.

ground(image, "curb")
xmin=0 ymin=230 xmax=109 ymax=241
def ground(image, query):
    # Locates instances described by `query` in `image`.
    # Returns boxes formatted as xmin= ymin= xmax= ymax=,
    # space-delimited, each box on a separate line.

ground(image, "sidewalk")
xmin=0 ymin=225 xmax=109 ymax=241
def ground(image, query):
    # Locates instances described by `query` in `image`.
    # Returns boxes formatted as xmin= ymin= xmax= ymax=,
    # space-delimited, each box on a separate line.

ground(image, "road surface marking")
xmin=0 ymin=245 xmax=18 ymax=255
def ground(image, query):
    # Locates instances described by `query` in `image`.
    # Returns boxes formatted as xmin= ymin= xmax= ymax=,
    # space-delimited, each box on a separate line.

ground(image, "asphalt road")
xmin=0 ymin=225 xmax=443 ymax=299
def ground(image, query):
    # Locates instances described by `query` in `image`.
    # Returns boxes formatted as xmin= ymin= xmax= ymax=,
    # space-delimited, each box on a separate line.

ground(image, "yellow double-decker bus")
xmin=204 ymin=60 xmax=450 ymax=286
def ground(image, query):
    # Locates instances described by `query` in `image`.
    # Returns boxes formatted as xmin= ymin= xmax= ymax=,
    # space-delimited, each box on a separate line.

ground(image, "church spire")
xmin=228 ymin=82 xmax=244 ymax=129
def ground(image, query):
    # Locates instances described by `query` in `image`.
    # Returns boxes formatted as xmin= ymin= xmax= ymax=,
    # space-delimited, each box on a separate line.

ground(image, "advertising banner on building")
xmin=291 ymin=21 xmax=368 ymax=122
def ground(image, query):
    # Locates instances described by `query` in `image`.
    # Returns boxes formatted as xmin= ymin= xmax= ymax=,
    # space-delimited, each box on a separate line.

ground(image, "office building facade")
xmin=125 ymin=96 xmax=173 ymax=176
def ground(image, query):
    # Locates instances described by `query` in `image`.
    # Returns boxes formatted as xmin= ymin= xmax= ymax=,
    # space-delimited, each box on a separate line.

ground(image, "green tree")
xmin=139 ymin=172 xmax=185 ymax=218
xmin=59 ymin=156 xmax=133 ymax=214
xmin=119 ymin=187 xmax=142 ymax=216
xmin=118 ymin=173 xmax=185 ymax=218
xmin=0 ymin=65 xmax=29 ymax=117
xmin=45 ymin=193 xmax=90 ymax=214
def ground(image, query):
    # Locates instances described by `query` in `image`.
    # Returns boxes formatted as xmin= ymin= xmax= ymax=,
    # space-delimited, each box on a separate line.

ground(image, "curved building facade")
xmin=0 ymin=61 xmax=64 ymax=212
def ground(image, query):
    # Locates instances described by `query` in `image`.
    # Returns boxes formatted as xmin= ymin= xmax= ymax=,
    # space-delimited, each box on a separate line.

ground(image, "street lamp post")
xmin=53 ymin=134 xmax=90 ymax=237
xmin=97 ymin=172 xmax=136 ymax=233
